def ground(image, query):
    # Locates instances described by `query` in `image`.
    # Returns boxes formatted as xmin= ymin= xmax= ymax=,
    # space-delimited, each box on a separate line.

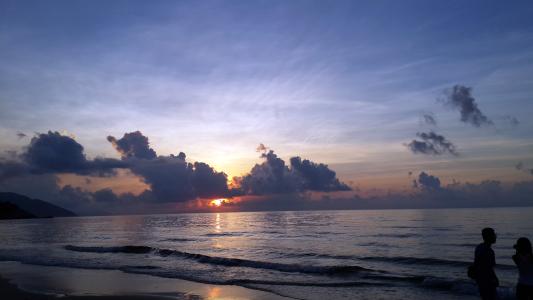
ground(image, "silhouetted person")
xmin=513 ymin=237 xmax=533 ymax=300
xmin=474 ymin=227 xmax=499 ymax=300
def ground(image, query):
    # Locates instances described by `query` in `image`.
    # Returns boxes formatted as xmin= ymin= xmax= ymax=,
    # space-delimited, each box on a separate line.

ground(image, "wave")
xmin=203 ymin=232 xmax=242 ymax=237
xmin=358 ymin=255 xmax=515 ymax=270
xmin=373 ymin=233 xmax=421 ymax=238
xmin=1 ymin=249 xmax=516 ymax=299
xmin=65 ymin=245 xmax=152 ymax=254
xmin=64 ymin=245 xmax=372 ymax=275
xmin=282 ymin=252 xmax=356 ymax=260
xmin=159 ymin=238 xmax=196 ymax=242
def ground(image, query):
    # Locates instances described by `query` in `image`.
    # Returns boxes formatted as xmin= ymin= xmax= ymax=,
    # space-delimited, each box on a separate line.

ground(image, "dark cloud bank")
xmin=1 ymin=131 xmax=532 ymax=215
xmin=1 ymin=131 xmax=355 ymax=214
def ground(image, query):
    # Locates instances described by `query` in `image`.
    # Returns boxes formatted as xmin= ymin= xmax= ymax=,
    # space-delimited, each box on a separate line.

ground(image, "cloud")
xmin=107 ymin=131 xmax=157 ymax=159
xmin=406 ymin=131 xmax=458 ymax=156
xmin=24 ymin=131 xmax=127 ymax=175
xmin=414 ymin=171 xmax=441 ymax=190
xmin=235 ymin=150 xmax=297 ymax=195
xmin=4 ymin=131 xmax=350 ymax=205
xmin=421 ymin=113 xmax=437 ymax=126
xmin=441 ymin=85 xmax=493 ymax=127
xmin=290 ymin=156 xmax=351 ymax=191
xmin=256 ymin=143 xmax=269 ymax=154
xmin=234 ymin=149 xmax=350 ymax=195
xmin=107 ymin=131 xmax=229 ymax=202
xmin=226 ymin=179 xmax=533 ymax=212
xmin=516 ymin=162 xmax=533 ymax=176
xmin=0 ymin=161 xmax=29 ymax=181
xmin=0 ymin=131 xmax=127 ymax=180
xmin=503 ymin=115 xmax=520 ymax=127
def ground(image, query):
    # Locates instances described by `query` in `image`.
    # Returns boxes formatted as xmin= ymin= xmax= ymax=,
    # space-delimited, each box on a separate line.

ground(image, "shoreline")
xmin=0 ymin=277 xmax=181 ymax=300
xmin=0 ymin=261 xmax=291 ymax=300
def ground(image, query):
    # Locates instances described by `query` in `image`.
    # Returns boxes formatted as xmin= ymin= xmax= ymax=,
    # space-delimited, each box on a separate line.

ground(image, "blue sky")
xmin=1 ymin=0 xmax=533 ymax=195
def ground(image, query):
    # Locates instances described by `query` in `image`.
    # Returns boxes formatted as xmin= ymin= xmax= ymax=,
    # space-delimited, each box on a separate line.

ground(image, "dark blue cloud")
xmin=24 ymin=131 xmax=127 ymax=175
xmin=107 ymin=131 xmax=157 ymax=160
xmin=407 ymin=131 xmax=458 ymax=156
xmin=107 ymin=131 xmax=229 ymax=202
xmin=0 ymin=131 xmax=127 ymax=179
xmin=415 ymin=171 xmax=441 ymax=190
xmin=442 ymin=85 xmax=492 ymax=127
xmin=234 ymin=149 xmax=351 ymax=195
xmin=290 ymin=156 xmax=350 ymax=192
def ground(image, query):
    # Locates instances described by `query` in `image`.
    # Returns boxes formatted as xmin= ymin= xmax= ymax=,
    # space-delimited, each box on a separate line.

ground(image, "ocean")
xmin=1 ymin=207 xmax=532 ymax=300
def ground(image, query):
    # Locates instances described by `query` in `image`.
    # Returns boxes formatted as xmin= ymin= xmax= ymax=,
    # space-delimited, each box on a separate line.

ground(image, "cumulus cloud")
xmin=406 ymin=131 xmax=458 ymax=156
xmin=290 ymin=156 xmax=351 ymax=191
xmin=3 ymin=131 xmax=352 ymax=206
xmin=24 ymin=131 xmax=127 ymax=175
xmin=441 ymin=85 xmax=493 ymax=127
xmin=0 ymin=131 xmax=127 ymax=180
xmin=107 ymin=131 xmax=157 ymax=159
xmin=235 ymin=150 xmax=297 ymax=195
xmin=414 ymin=171 xmax=441 ymax=190
xmin=107 ymin=131 xmax=229 ymax=202
xmin=234 ymin=149 xmax=350 ymax=195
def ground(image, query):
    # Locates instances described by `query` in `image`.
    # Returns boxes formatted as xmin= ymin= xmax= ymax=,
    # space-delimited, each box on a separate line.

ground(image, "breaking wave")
xmin=64 ymin=245 xmax=372 ymax=275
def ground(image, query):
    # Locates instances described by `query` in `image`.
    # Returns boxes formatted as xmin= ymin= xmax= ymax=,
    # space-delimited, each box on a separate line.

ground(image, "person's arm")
xmin=490 ymin=249 xmax=499 ymax=286
xmin=490 ymin=248 xmax=496 ymax=268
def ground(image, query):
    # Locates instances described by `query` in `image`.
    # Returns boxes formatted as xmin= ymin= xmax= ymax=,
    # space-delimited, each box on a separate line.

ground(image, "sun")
xmin=210 ymin=198 xmax=227 ymax=207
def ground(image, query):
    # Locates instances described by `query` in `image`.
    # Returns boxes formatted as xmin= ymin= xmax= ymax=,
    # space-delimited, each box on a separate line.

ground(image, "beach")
xmin=0 ymin=261 xmax=290 ymax=300
xmin=1 ymin=208 xmax=530 ymax=299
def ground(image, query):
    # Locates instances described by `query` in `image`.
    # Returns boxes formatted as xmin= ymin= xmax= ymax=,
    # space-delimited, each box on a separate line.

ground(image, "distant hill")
xmin=0 ymin=192 xmax=76 ymax=218
xmin=0 ymin=202 xmax=36 ymax=219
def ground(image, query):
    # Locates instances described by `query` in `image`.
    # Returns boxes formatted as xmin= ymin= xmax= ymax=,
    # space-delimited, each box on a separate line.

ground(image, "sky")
xmin=1 ymin=0 xmax=533 ymax=214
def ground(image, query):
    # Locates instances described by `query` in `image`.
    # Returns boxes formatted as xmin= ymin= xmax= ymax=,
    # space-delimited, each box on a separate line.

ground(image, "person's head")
xmin=514 ymin=237 xmax=532 ymax=255
xmin=482 ymin=227 xmax=497 ymax=244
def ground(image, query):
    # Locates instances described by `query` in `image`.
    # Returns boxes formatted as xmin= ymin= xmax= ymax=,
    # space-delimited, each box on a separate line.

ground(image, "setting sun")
xmin=210 ymin=198 xmax=228 ymax=207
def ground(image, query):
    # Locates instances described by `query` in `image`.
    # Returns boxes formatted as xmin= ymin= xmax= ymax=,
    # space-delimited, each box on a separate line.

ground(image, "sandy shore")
xmin=0 ymin=261 xmax=291 ymax=300
xmin=0 ymin=277 xmax=180 ymax=300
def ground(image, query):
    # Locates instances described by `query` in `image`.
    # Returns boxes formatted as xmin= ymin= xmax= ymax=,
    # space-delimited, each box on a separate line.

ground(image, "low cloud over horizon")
xmin=1 ymin=131 xmax=354 ymax=214
xmin=1 ymin=130 xmax=532 ymax=215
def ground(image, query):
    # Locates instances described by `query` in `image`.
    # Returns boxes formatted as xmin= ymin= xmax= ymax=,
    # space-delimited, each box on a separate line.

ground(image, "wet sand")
xmin=0 ymin=261 xmax=290 ymax=300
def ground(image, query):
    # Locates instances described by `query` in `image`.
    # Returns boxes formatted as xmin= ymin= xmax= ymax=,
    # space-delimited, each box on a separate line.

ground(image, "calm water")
xmin=1 ymin=208 xmax=532 ymax=300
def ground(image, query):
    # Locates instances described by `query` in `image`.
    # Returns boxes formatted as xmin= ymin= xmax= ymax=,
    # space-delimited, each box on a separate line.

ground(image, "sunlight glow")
xmin=210 ymin=198 xmax=228 ymax=207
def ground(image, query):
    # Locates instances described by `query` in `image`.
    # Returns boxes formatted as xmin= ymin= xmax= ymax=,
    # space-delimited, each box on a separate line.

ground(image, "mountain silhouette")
xmin=0 ymin=202 xmax=36 ymax=219
xmin=0 ymin=192 xmax=76 ymax=218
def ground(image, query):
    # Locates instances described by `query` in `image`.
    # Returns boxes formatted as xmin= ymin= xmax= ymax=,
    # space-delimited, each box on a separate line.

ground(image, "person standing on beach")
xmin=474 ymin=227 xmax=499 ymax=300
xmin=513 ymin=237 xmax=533 ymax=300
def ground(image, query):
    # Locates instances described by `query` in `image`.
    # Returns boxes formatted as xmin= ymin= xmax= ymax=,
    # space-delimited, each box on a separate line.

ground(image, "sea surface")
xmin=1 ymin=208 xmax=532 ymax=300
